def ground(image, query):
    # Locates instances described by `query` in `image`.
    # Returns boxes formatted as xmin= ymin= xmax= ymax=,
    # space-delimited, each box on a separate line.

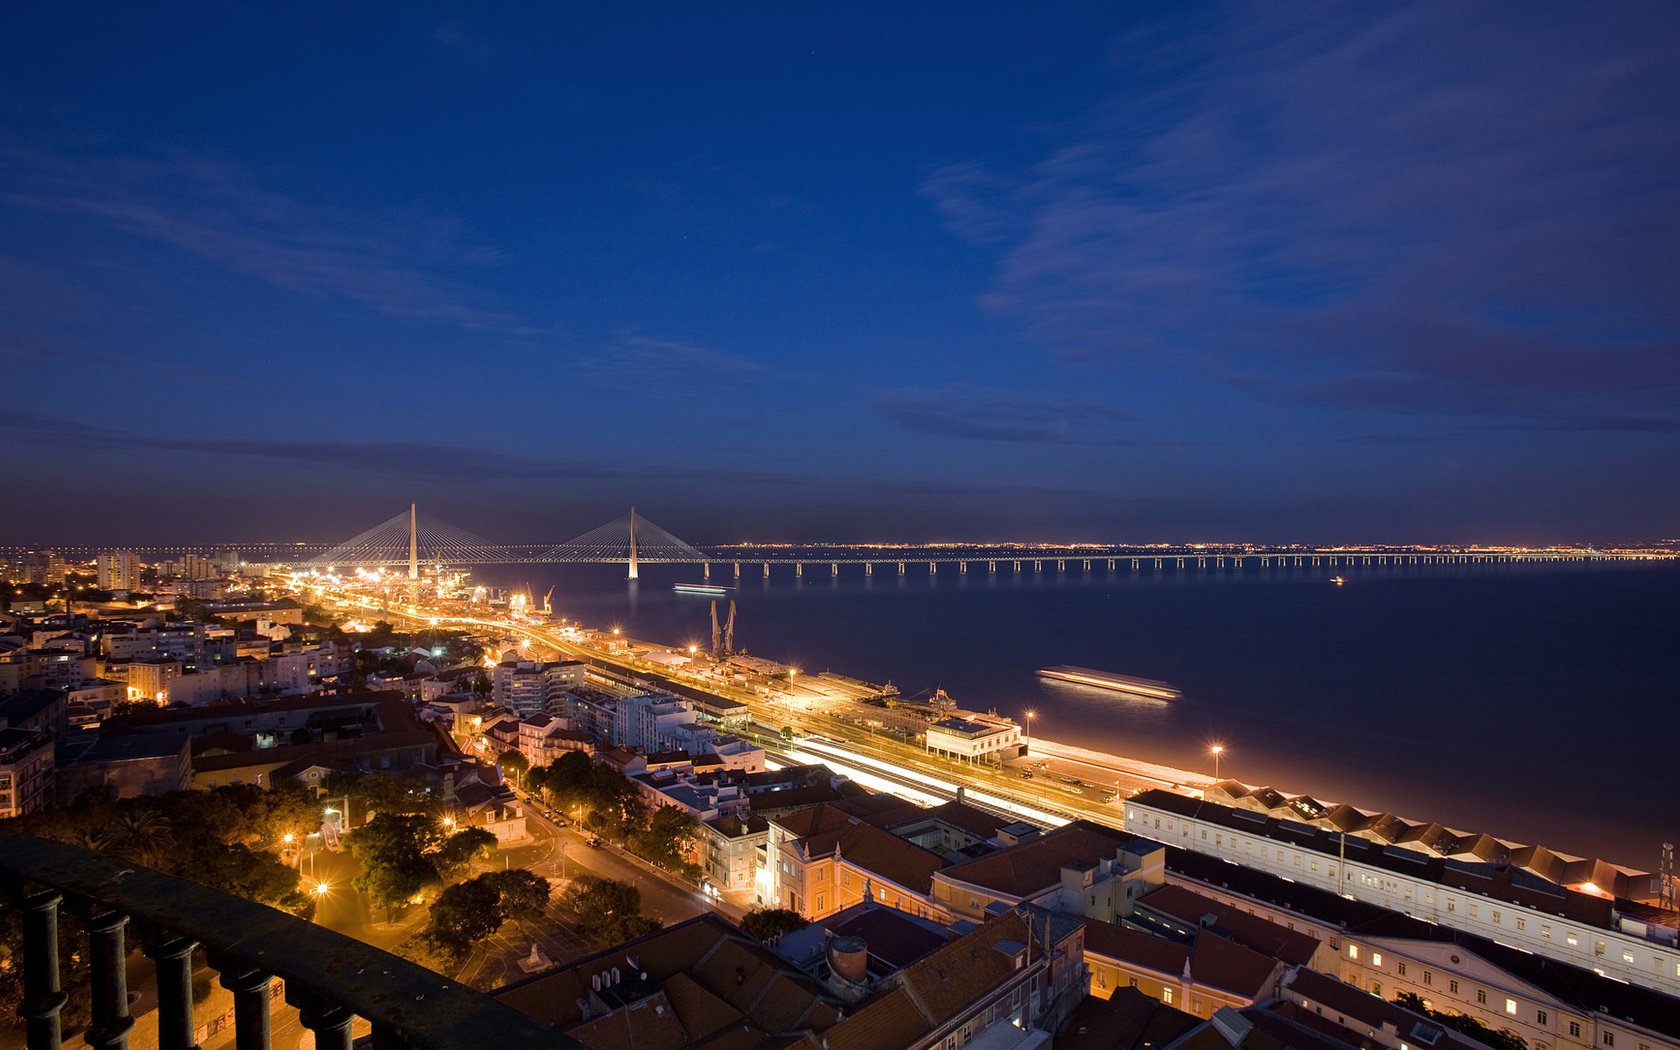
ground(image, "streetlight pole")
xmin=1210 ymin=744 xmax=1224 ymax=780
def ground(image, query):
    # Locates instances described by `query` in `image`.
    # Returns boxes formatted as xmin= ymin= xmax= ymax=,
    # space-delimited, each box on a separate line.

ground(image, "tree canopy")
xmin=561 ymin=877 xmax=661 ymax=947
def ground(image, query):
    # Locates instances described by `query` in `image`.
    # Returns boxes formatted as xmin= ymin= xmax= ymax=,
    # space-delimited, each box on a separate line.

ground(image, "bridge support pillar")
xmin=1013 ymin=560 xmax=1020 ymax=572
xmin=1108 ymin=559 xmax=1115 ymax=570
xmin=865 ymin=562 xmax=872 ymax=576
xmin=1033 ymin=560 xmax=1042 ymax=572
xmin=703 ymin=562 xmax=710 ymax=580
xmin=1056 ymin=559 xmax=1064 ymax=572
xmin=898 ymin=562 xmax=906 ymax=575
xmin=1132 ymin=558 xmax=1139 ymax=570
xmin=959 ymin=561 xmax=967 ymax=574
xmin=1082 ymin=559 xmax=1090 ymax=571
xmin=929 ymin=561 xmax=937 ymax=574
xmin=1154 ymin=558 xmax=1162 ymax=570
xmin=832 ymin=562 xmax=838 ymax=576
xmin=988 ymin=561 xmax=996 ymax=573
xmin=763 ymin=562 xmax=770 ymax=578
xmin=796 ymin=562 xmax=803 ymax=577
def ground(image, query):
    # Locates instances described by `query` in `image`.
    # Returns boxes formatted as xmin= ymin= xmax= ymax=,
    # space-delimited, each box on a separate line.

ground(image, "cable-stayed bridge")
xmin=284 ymin=505 xmax=1625 ymax=580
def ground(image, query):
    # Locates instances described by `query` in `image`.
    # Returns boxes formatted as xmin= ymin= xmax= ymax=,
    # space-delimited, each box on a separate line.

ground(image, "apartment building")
xmin=1125 ymin=789 xmax=1680 ymax=997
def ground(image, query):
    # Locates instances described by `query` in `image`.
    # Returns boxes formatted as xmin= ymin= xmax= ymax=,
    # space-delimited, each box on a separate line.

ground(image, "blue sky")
xmin=2 ymin=3 xmax=1676 ymax=544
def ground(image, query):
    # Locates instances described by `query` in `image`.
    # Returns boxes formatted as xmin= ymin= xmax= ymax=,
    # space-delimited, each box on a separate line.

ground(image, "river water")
xmin=469 ymin=559 xmax=1678 ymax=870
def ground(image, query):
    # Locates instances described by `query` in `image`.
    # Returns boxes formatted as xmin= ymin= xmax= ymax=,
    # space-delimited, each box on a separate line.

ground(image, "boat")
xmin=673 ymin=583 xmax=731 ymax=596
xmin=1331 ymin=576 xmax=1346 ymax=586
xmin=1036 ymin=665 xmax=1182 ymax=702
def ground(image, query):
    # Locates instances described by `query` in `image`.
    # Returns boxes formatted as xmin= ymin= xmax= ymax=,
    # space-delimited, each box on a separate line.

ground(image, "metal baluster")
xmin=85 ymin=911 xmax=134 ymax=1050
xmin=144 ymin=937 xmax=199 ymax=1050
xmin=18 ymin=891 xmax=67 ymax=1050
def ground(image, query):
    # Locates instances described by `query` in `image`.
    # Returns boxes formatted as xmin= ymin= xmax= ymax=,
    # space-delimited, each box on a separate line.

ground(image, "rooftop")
xmin=938 ymin=819 xmax=1156 ymax=898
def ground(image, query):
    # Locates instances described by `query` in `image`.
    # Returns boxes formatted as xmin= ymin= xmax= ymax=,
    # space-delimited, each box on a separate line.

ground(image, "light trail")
xmin=796 ymin=737 xmax=1071 ymax=827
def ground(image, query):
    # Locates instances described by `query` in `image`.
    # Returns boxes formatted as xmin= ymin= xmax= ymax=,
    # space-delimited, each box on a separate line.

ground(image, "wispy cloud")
xmin=1 ymin=144 xmax=526 ymax=332
xmin=924 ymin=4 xmax=1680 ymax=431
xmin=0 ymin=407 xmax=806 ymax=488
xmin=873 ymin=386 xmax=1169 ymax=446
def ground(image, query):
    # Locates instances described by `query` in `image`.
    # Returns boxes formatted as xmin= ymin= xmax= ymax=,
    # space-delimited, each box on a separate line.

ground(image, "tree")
xmin=632 ymin=806 xmax=699 ymax=878
xmin=562 ymin=878 xmax=661 ymax=947
xmin=1394 ymin=994 xmax=1529 ymax=1050
xmin=348 ymin=813 xmax=445 ymax=913
xmin=497 ymin=749 xmax=530 ymax=788
xmin=739 ymin=907 xmax=810 ymax=941
xmin=433 ymin=827 xmax=496 ymax=880
xmin=483 ymin=868 xmax=551 ymax=920
xmin=409 ymin=869 xmax=552 ymax=970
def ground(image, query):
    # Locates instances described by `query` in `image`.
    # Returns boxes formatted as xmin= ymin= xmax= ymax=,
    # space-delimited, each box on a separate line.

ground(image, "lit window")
xmin=1163 ymin=988 xmax=1174 ymax=1005
xmin=1505 ymin=999 xmax=1518 ymax=1016
xmin=1372 ymin=952 xmax=1384 ymax=967
xmin=1348 ymin=945 xmax=1360 ymax=960
xmin=1621 ymin=949 xmax=1634 ymax=964
xmin=1566 ymin=933 xmax=1579 ymax=947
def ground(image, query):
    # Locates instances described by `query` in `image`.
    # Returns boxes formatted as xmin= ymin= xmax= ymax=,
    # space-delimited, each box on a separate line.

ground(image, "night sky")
xmin=2 ymin=4 xmax=1676 ymax=545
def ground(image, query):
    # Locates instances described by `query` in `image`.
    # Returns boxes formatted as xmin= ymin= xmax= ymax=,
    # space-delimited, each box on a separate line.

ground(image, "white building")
xmin=1124 ymin=790 xmax=1680 ymax=999
xmin=925 ymin=714 xmax=1023 ymax=762
xmin=96 ymin=550 xmax=142 ymax=591
xmin=492 ymin=658 xmax=585 ymax=716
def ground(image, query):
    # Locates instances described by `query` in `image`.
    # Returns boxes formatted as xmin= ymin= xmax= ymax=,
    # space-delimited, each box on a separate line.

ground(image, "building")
xmin=54 ymin=733 xmax=192 ymax=803
xmin=1081 ymin=919 xmax=1288 ymax=1020
xmin=0 ymin=727 xmax=55 ymax=818
xmin=925 ymin=713 xmax=1024 ymax=762
xmin=699 ymin=812 xmax=768 ymax=903
xmin=1125 ymin=789 xmax=1680 ymax=997
xmin=768 ymin=798 xmax=949 ymax=920
xmin=96 ymin=550 xmax=142 ymax=591
xmin=931 ymin=819 xmax=1166 ymax=922
xmin=165 ymin=662 xmax=262 ymax=707
xmin=490 ymin=657 xmax=584 ymax=716
xmin=515 ymin=713 xmax=591 ymax=768
xmin=1165 ymin=844 xmax=1680 ymax=1050
xmin=494 ymin=907 xmax=1072 ymax=1050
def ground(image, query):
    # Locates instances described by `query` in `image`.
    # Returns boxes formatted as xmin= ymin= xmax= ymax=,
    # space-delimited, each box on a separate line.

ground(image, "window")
xmin=1602 ymin=1033 xmax=1614 ymax=1047
xmin=1569 ymin=1023 xmax=1581 ymax=1038
xmin=1594 ymin=940 xmax=1606 ymax=958
xmin=1621 ymin=949 xmax=1635 ymax=964
xmin=1129 ymin=977 xmax=1139 ymax=988
xmin=1493 ymin=910 xmax=1502 ymax=923
xmin=1399 ymin=963 xmax=1408 ymax=976
xmin=1505 ymin=999 xmax=1517 ymax=1016
xmin=1566 ymin=933 xmax=1579 ymax=947
xmin=1537 ymin=1010 xmax=1548 ymax=1026
xmin=1372 ymin=952 xmax=1384 ymax=967
xmin=1448 ymin=979 xmax=1457 ymax=993
xmin=1477 ymin=990 xmax=1487 ymax=1005
xmin=1163 ymin=988 xmax=1174 ymax=1005
xmin=1541 ymin=924 xmax=1551 ymax=939
xmin=1348 ymin=945 xmax=1360 ymax=960
xmin=1517 ymin=918 xmax=1526 ymax=932
xmin=816 ymin=894 xmax=825 ymax=911
xmin=1469 ymin=904 xmax=1479 ymax=918
xmin=1096 ymin=972 xmax=1107 ymax=989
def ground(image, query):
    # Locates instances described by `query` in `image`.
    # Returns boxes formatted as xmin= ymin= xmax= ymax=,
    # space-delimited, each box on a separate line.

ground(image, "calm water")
xmin=472 ymin=560 xmax=1679 ymax=869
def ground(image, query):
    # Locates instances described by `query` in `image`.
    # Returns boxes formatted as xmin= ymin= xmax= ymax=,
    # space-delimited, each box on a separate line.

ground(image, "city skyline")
xmin=4 ymin=4 xmax=1678 ymax=542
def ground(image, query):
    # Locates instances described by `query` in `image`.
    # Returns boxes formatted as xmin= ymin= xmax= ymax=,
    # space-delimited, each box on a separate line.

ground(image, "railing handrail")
xmin=1 ymin=835 xmax=583 ymax=1049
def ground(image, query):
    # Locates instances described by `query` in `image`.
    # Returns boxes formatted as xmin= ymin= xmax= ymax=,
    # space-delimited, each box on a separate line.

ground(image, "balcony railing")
xmin=2 ymin=835 xmax=584 ymax=1050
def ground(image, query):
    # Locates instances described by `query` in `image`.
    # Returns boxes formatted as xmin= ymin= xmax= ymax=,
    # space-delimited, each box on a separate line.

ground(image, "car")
xmin=1018 ymin=770 xmax=1034 ymax=779
xmin=586 ymin=836 xmax=603 ymax=848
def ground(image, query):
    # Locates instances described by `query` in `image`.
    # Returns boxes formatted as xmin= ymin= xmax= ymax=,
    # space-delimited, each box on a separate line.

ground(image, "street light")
xmin=1210 ymin=744 xmax=1225 ymax=780
xmin=1023 ymin=709 xmax=1036 ymax=752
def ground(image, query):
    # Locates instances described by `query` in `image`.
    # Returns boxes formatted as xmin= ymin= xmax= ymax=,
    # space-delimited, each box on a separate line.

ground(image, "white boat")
xmin=1037 ymin=665 xmax=1181 ymax=702
xmin=673 ymin=583 xmax=730 ymax=596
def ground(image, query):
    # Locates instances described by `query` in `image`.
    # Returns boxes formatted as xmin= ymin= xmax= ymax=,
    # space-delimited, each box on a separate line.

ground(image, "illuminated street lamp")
xmin=312 ymin=881 xmax=331 ymax=898
xmin=1210 ymin=744 xmax=1225 ymax=780
xmin=1023 ymin=709 xmax=1036 ymax=752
